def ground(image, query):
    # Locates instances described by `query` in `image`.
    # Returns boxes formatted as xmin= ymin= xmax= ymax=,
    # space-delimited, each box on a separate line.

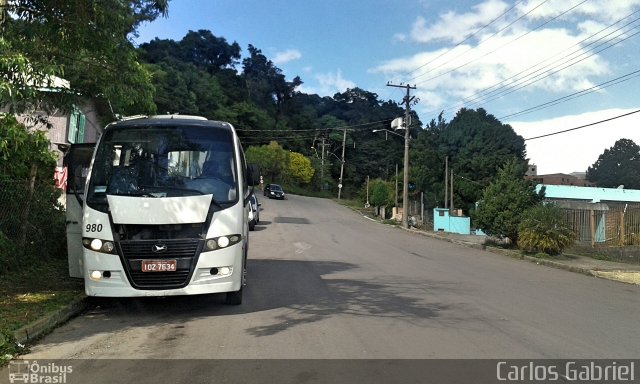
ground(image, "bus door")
xmin=63 ymin=143 xmax=96 ymax=278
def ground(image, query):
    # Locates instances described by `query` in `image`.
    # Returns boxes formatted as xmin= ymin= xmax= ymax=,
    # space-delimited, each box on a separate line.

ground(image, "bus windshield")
xmin=87 ymin=125 xmax=237 ymax=209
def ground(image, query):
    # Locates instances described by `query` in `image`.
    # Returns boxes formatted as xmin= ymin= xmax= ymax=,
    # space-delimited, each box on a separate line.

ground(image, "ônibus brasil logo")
xmin=8 ymin=360 xmax=73 ymax=383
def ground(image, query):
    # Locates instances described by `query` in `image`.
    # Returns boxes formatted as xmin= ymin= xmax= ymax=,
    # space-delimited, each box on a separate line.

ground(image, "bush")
xmin=517 ymin=204 xmax=576 ymax=255
xmin=473 ymin=159 xmax=542 ymax=243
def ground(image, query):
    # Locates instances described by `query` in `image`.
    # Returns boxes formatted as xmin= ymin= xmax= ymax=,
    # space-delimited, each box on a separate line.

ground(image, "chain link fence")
xmin=0 ymin=179 xmax=67 ymax=273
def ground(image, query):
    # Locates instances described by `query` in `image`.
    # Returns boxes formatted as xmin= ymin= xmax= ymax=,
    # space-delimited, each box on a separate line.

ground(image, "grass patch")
xmin=0 ymin=257 xmax=83 ymax=361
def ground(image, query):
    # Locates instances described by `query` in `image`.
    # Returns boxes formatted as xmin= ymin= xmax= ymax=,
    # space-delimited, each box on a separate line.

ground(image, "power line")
xmin=432 ymin=8 xmax=640 ymax=117
xmin=408 ymin=0 xmax=552 ymax=83
xmin=499 ymin=69 xmax=640 ymax=120
xmin=400 ymin=0 xmax=524 ymax=80
xmin=467 ymin=20 xmax=640 ymax=111
xmin=413 ymin=0 xmax=587 ymax=86
xmin=235 ymin=117 xmax=395 ymax=133
xmin=524 ymin=109 xmax=640 ymax=141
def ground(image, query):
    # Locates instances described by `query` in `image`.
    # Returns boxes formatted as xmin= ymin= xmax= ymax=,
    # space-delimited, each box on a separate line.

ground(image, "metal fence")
xmin=0 ymin=179 xmax=66 ymax=267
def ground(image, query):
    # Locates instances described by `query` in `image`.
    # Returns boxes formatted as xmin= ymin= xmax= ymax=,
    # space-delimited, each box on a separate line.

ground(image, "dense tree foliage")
xmin=137 ymin=33 xmax=412 ymax=198
xmin=3 ymin=3 xmax=536 ymax=210
xmin=0 ymin=114 xmax=56 ymax=180
xmin=244 ymin=141 xmax=314 ymax=186
xmin=435 ymin=108 xmax=527 ymax=212
xmin=0 ymin=114 xmax=65 ymax=273
xmin=1 ymin=0 xmax=169 ymax=117
xmin=368 ymin=178 xmax=394 ymax=208
xmin=288 ymin=152 xmax=315 ymax=185
xmin=473 ymin=159 xmax=542 ymax=242
xmin=586 ymin=138 xmax=640 ymax=189
xmin=245 ymin=141 xmax=289 ymax=183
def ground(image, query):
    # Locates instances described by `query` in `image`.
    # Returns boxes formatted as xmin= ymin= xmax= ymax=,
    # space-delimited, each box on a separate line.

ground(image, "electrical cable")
xmin=524 ymin=109 xmax=640 ymax=141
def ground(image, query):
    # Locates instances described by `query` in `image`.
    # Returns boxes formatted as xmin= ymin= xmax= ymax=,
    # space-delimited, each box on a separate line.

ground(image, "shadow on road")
xmin=51 ymin=259 xmax=457 ymax=345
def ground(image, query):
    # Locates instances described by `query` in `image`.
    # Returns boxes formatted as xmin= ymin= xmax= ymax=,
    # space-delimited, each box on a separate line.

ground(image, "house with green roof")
xmin=536 ymin=184 xmax=640 ymax=246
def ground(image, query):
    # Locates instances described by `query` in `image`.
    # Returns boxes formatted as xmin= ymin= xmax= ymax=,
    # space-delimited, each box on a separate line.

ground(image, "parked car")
xmin=266 ymin=183 xmax=285 ymax=200
xmin=248 ymin=193 xmax=260 ymax=230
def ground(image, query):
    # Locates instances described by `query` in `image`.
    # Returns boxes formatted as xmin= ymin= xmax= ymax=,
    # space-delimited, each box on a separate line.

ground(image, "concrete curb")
xmin=13 ymin=294 xmax=91 ymax=345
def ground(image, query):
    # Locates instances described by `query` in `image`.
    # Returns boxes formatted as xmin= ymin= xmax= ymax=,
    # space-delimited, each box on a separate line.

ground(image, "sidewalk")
xmin=404 ymin=227 xmax=640 ymax=285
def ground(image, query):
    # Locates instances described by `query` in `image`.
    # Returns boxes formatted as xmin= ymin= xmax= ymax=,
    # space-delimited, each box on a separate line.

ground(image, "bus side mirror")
xmin=247 ymin=164 xmax=260 ymax=186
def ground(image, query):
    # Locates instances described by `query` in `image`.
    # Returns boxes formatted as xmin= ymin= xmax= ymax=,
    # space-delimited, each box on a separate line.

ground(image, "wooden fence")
xmin=560 ymin=203 xmax=640 ymax=247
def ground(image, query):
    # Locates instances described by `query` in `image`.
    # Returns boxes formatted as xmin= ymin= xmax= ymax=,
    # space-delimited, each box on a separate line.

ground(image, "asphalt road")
xmin=19 ymin=194 xmax=640 ymax=362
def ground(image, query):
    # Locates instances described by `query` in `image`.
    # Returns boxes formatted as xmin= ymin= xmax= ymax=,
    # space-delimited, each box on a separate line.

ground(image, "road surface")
xmin=10 ymin=194 xmax=638 ymax=382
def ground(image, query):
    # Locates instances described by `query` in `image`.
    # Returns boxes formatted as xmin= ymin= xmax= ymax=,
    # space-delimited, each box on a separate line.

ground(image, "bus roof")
xmin=105 ymin=115 xmax=235 ymax=132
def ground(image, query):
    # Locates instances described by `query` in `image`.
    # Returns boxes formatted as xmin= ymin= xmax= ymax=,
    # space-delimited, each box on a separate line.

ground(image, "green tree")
xmin=473 ymin=159 xmax=542 ymax=242
xmin=369 ymin=178 xmax=394 ymax=208
xmin=586 ymin=138 xmax=640 ymax=189
xmin=177 ymin=30 xmax=241 ymax=71
xmin=242 ymin=45 xmax=301 ymax=114
xmin=517 ymin=204 xmax=576 ymax=255
xmin=245 ymin=141 xmax=288 ymax=182
xmin=0 ymin=114 xmax=57 ymax=180
xmin=1 ymin=0 xmax=168 ymax=116
xmin=439 ymin=108 xmax=527 ymax=213
xmin=287 ymin=152 xmax=314 ymax=185
xmin=0 ymin=114 xmax=64 ymax=273
xmin=411 ymin=112 xmax=447 ymax=210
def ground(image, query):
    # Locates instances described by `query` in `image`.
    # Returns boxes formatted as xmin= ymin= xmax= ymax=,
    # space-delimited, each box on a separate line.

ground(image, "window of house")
xmin=68 ymin=107 xmax=86 ymax=144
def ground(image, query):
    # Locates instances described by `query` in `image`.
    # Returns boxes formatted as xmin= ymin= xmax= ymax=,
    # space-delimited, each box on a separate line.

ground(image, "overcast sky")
xmin=136 ymin=0 xmax=640 ymax=175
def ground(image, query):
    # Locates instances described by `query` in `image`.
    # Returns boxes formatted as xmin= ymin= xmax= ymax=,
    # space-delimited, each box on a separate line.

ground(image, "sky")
xmin=135 ymin=0 xmax=640 ymax=175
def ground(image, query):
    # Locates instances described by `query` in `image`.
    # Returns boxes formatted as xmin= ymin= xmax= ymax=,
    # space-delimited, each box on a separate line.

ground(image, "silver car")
xmin=248 ymin=194 xmax=260 ymax=230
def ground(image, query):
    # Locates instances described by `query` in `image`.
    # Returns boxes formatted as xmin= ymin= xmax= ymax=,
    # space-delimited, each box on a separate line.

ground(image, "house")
xmin=526 ymin=173 xmax=595 ymax=187
xmin=537 ymin=184 xmax=640 ymax=246
xmin=9 ymin=76 xmax=103 ymax=188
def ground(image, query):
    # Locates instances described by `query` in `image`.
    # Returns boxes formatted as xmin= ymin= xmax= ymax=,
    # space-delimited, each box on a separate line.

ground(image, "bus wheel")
xmin=225 ymin=287 xmax=242 ymax=305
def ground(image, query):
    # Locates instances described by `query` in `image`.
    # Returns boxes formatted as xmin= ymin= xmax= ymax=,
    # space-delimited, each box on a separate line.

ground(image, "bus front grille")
xmin=119 ymin=239 xmax=201 ymax=289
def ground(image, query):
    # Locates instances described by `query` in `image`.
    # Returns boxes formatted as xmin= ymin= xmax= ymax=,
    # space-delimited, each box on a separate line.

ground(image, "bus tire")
xmin=225 ymin=287 xmax=242 ymax=305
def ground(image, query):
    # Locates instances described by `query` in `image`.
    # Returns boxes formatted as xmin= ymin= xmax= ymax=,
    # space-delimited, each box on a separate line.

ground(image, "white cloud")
xmin=509 ymin=108 xmax=640 ymax=174
xmin=272 ymin=49 xmax=302 ymax=65
xmin=373 ymin=23 xmax=611 ymax=113
xmin=411 ymin=0 xmax=511 ymax=44
xmin=393 ymin=33 xmax=407 ymax=43
xmin=519 ymin=0 xmax=640 ymax=23
xmin=298 ymin=69 xmax=356 ymax=97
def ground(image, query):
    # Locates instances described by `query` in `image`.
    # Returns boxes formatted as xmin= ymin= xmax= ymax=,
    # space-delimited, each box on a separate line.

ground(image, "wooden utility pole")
xmin=450 ymin=170 xmax=454 ymax=214
xmin=337 ymin=127 xmax=346 ymax=199
xmin=386 ymin=82 xmax=416 ymax=228
xmin=395 ymin=163 xmax=398 ymax=210
xmin=320 ymin=137 xmax=325 ymax=191
xmin=444 ymin=156 xmax=448 ymax=209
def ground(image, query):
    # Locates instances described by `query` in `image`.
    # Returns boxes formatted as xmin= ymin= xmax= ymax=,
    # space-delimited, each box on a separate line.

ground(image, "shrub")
xmin=473 ymin=159 xmax=542 ymax=243
xmin=517 ymin=204 xmax=576 ymax=255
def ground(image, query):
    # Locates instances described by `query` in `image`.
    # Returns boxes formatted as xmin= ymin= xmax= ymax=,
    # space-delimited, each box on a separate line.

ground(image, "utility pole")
xmin=337 ymin=127 xmax=347 ymax=199
xmin=395 ymin=163 xmax=398 ymax=210
xmin=321 ymin=137 xmax=325 ymax=191
xmin=387 ymin=82 xmax=416 ymax=228
xmin=366 ymin=175 xmax=370 ymax=208
xmin=450 ymin=169 xmax=454 ymax=213
xmin=444 ymin=156 xmax=448 ymax=209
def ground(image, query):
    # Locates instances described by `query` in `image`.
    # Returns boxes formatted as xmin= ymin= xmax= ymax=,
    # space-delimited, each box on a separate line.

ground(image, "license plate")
xmin=141 ymin=260 xmax=177 ymax=272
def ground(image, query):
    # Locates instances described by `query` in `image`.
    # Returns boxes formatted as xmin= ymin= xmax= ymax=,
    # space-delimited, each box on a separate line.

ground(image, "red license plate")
xmin=141 ymin=260 xmax=177 ymax=272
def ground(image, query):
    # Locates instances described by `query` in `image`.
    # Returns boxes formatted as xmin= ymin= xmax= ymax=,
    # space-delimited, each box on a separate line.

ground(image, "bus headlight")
xmin=204 ymin=234 xmax=242 ymax=251
xmin=82 ymin=238 xmax=117 ymax=254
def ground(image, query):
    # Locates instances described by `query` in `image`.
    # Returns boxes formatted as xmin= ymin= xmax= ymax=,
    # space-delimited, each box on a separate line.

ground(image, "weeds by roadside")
xmin=0 ymin=257 xmax=83 ymax=363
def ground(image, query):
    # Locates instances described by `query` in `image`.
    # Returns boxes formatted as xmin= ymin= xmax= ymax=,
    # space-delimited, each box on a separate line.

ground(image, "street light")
xmin=372 ymin=129 xmax=404 ymax=139
xmin=373 ymin=125 xmax=410 ymax=228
